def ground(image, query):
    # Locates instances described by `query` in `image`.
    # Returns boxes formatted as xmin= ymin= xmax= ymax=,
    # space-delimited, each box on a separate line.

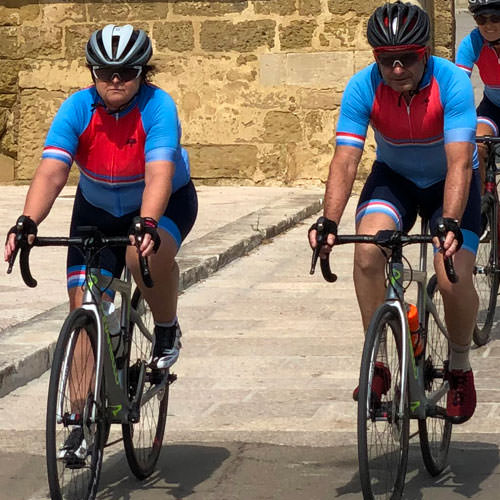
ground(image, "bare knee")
xmin=354 ymin=243 xmax=385 ymax=277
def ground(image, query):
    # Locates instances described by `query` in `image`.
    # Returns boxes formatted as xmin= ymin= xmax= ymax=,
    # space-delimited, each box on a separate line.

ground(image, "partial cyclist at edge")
xmin=4 ymin=26 xmax=197 ymax=392
xmin=457 ymin=0 xmax=500 ymax=188
xmin=308 ymin=2 xmax=480 ymax=424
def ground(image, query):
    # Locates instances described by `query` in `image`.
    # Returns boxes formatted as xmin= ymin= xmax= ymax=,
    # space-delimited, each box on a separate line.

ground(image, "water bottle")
xmin=406 ymin=303 xmax=424 ymax=358
xmin=102 ymin=301 xmax=122 ymax=355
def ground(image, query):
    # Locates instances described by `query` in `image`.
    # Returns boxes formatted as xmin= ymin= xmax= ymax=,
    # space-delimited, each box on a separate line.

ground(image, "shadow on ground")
xmin=98 ymin=443 xmax=230 ymax=499
xmin=336 ymin=441 xmax=499 ymax=499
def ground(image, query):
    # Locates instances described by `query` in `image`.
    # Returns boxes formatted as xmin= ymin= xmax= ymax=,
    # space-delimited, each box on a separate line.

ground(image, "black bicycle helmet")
xmin=86 ymin=24 xmax=152 ymax=67
xmin=367 ymin=1 xmax=430 ymax=48
xmin=468 ymin=0 xmax=500 ymax=14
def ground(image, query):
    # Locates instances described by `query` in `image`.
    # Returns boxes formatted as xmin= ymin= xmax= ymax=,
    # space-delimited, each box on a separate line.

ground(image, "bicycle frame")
xmin=56 ymin=268 xmax=169 ymax=426
xmin=377 ymin=220 xmax=449 ymax=421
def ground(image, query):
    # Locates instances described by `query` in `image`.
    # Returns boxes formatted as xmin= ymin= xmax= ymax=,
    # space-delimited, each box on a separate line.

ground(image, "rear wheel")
xmin=473 ymin=197 xmax=499 ymax=346
xmin=122 ymin=287 xmax=169 ymax=479
xmin=46 ymin=308 xmax=105 ymax=500
xmin=418 ymin=275 xmax=452 ymax=476
xmin=358 ymin=304 xmax=409 ymax=500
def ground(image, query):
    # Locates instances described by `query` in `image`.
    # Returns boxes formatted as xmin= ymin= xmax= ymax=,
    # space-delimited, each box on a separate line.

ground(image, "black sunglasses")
xmin=474 ymin=14 xmax=500 ymax=25
xmin=375 ymin=49 xmax=426 ymax=69
xmin=92 ymin=66 xmax=142 ymax=82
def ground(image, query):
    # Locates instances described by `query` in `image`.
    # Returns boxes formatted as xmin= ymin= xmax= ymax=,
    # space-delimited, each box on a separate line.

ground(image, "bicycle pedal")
xmin=128 ymin=409 xmax=140 ymax=423
xmin=168 ymin=373 xmax=177 ymax=384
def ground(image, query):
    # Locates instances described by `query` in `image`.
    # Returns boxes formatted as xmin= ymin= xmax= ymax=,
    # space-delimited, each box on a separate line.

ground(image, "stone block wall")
xmin=1 ymin=1 xmax=455 ymax=187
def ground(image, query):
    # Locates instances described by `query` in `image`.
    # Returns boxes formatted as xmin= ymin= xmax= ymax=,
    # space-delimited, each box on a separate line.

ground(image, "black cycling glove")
xmin=6 ymin=215 xmax=38 ymax=245
xmin=129 ymin=216 xmax=161 ymax=253
xmin=433 ymin=216 xmax=463 ymax=251
xmin=309 ymin=216 xmax=338 ymax=244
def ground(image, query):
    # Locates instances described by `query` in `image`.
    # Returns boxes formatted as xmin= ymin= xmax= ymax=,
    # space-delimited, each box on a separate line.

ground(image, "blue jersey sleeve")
xmin=456 ymin=32 xmax=476 ymax=76
xmin=43 ymin=89 xmax=94 ymax=166
xmin=335 ymin=65 xmax=377 ymax=149
xmin=140 ymin=86 xmax=180 ymax=164
xmin=434 ymin=58 xmax=477 ymax=144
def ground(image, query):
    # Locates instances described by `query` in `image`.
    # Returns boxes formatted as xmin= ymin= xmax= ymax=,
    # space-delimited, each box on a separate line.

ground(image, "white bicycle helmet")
xmin=86 ymin=24 xmax=152 ymax=67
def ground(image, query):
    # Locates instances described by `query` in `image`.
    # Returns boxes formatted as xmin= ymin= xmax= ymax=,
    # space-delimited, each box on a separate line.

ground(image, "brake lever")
xmin=6 ymin=245 xmax=20 ymax=274
xmin=309 ymin=218 xmax=337 ymax=282
xmin=437 ymin=230 xmax=458 ymax=284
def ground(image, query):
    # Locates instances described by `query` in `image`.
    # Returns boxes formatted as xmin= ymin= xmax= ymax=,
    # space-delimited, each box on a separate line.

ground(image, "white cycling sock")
xmin=449 ymin=341 xmax=471 ymax=371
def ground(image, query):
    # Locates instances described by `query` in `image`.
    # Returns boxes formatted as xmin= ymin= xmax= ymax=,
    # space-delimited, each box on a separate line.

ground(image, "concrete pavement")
xmin=0 ymin=184 xmax=324 ymax=397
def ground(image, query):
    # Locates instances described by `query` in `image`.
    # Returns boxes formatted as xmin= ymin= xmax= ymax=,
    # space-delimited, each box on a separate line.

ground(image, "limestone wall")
xmin=0 ymin=1 xmax=455 ymax=186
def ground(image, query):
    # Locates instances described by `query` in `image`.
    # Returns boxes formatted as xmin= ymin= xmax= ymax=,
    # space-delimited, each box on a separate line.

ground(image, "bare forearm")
xmin=23 ymin=160 xmax=69 ymax=225
xmin=140 ymin=161 xmax=174 ymax=221
xmin=323 ymin=147 xmax=361 ymax=223
xmin=443 ymin=143 xmax=474 ymax=222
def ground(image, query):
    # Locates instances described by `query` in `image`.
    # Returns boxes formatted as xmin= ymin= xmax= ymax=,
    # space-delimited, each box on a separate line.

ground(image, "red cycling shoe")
xmin=445 ymin=368 xmax=476 ymax=424
xmin=353 ymin=362 xmax=391 ymax=403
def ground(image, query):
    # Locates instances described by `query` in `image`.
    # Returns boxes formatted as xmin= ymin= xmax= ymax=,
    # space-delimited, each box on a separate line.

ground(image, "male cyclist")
xmin=4 ymin=25 xmax=197 ymax=462
xmin=457 ymin=0 xmax=500 ymax=187
xmin=308 ymin=2 xmax=480 ymax=424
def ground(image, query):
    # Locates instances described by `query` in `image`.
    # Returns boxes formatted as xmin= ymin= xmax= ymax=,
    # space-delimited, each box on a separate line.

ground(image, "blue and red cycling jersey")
xmin=456 ymin=28 xmax=500 ymax=107
xmin=42 ymin=83 xmax=190 ymax=217
xmin=336 ymin=55 xmax=478 ymax=187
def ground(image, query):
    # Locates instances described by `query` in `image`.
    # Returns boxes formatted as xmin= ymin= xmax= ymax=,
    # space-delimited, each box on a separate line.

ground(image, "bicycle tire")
xmin=418 ymin=274 xmax=452 ymax=476
xmin=46 ymin=308 xmax=105 ymax=500
xmin=473 ymin=197 xmax=499 ymax=346
xmin=358 ymin=304 xmax=409 ymax=500
xmin=122 ymin=287 xmax=169 ymax=479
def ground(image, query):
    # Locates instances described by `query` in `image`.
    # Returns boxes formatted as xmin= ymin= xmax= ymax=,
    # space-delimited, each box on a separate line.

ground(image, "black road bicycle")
xmin=311 ymin=218 xmax=454 ymax=499
xmin=473 ymin=135 xmax=500 ymax=346
xmin=8 ymin=222 xmax=175 ymax=500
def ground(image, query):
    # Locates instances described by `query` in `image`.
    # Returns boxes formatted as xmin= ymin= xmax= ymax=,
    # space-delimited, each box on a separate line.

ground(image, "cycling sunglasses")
xmin=374 ymin=46 xmax=427 ymax=69
xmin=92 ymin=66 xmax=143 ymax=82
xmin=474 ymin=14 xmax=500 ymax=25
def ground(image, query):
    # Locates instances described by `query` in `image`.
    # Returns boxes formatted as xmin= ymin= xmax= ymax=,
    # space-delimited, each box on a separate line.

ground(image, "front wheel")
xmin=358 ymin=304 xmax=409 ymax=500
xmin=46 ymin=308 xmax=105 ymax=500
xmin=418 ymin=275 xmax=452 ymax=476
xmin=473 ymin=197 xmax=499 ymax=346
xmin=122 ymin=287 xmax=169 ymax=479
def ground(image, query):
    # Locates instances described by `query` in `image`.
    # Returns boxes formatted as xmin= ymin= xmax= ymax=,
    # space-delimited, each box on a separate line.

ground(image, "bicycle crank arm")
xmin=128 ymin=360 xmax=146 ymax=423
xmin=141 ymin=372 xmax=172 ymax=406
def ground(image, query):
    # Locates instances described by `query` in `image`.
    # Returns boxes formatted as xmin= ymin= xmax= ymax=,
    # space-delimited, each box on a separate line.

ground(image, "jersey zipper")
xmin=405 ymin=96 xmax=415 ymax=142
xmin=112 ymin=112 xmax=119 ymax=185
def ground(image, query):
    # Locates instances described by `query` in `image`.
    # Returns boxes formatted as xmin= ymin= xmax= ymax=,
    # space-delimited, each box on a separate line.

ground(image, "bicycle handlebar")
xmin=475 ymin=135 xmax=500 ymax=144
xmin=310 ymin=230 xmax=457 ymax=284
xmin=7 ymin=233 xmax=154 ymax=289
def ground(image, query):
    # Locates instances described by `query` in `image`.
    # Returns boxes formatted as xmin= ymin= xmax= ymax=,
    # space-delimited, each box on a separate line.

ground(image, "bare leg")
xmin=126 ymin=228 xmax=179 ymax=323
xmin=68 ymin=287 xmax=94 ymax=412
xmin=434 ymin=249 xmax=478 ymax=347
xmin=354 ymin=213 xmax=397 ymax=331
